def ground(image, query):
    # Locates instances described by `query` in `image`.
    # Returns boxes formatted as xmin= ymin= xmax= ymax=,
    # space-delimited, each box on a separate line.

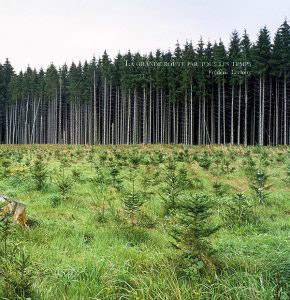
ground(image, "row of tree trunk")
xmin=2 ymin=73 xmax=289 ymax=145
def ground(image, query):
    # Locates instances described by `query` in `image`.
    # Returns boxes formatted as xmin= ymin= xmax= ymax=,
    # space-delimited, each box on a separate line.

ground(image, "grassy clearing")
xmin=0 ymin=144 xmax=289 ymax=299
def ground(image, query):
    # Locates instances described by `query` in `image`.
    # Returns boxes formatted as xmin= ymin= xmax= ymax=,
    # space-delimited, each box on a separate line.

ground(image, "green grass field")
xmin=0 ymin=145 xmax=289 ymax=300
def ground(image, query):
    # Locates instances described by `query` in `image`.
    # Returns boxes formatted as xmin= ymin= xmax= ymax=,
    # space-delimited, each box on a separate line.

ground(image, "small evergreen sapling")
xmin=224 ymin=192 xmax=256 ymax=226
xmin=53 ymin=168 xmax=74 ymax=201
xmin=0 ymin=211 xmax=36 ymax=299
xmin=159 ymin=161 xmax=191 ymax=215
xmin=91 ymin=166 xmax=113 ymax=223
xmin=108 ymin=163 xmax=123 ymax=191
xmin=71 ymin=168 xmax=82 ymax=181
xmin=250 ymin=170 xmax=270 ymax=204
xmin=121 ymin=170 xmax=146 ymax=226
xmin=212 ymin=181 xmax=227 ymax=197
xmin=170 ymin=193 xmax=220 ymax=269
xmin=282 ymin=164 xmax=290 ymax=184
xmin=1 ymin=159 xmax=11 ymax=177
xmin=31 ymin=154 xmax=47 ymax=190
xmin=197 ymin=151 xmax=212 ymax=170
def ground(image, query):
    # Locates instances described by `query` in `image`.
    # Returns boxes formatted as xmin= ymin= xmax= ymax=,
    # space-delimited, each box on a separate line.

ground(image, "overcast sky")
xmin=0 ymin=0 xmax=289 ymax=72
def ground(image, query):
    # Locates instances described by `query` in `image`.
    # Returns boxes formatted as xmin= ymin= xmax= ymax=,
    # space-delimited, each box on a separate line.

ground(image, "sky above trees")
xmin=0 ymin=0 xmax=289 ymax=72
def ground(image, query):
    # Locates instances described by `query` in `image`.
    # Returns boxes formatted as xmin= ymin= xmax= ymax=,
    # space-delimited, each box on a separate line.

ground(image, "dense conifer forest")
xmin=0 ymin=21 xmax=289 ymax=145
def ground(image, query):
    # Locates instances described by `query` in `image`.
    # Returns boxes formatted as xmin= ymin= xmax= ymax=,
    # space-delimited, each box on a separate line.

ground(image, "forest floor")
xmin=0 ymin=144 xmax=289 ymax=299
